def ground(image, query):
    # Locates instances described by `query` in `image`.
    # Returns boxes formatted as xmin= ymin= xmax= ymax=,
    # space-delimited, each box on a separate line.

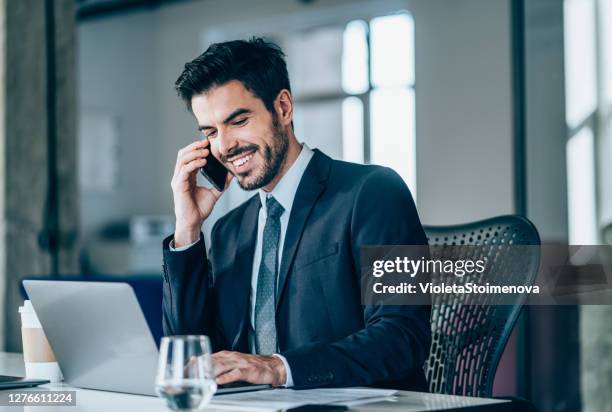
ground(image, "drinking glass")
xmin=155 ymin=336 xmax=217 ymax=411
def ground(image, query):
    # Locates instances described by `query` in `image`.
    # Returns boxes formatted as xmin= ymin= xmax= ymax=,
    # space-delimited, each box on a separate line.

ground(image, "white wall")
xmin=411 ymin=0 xmax=514 ymax=225
xmin=77 ymin=0 xmax=515 ymax=242
xmin=78 ymin=10 xmax=165 ymax=237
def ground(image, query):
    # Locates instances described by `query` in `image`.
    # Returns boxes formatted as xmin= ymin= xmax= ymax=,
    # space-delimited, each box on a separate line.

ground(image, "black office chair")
xmin=423 ymin=215 xmax=540 ymax=397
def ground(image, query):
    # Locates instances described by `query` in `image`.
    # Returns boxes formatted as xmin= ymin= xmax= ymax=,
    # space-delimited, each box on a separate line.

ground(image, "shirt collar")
xmin=259 ymin=143 xmax=314 ymax=215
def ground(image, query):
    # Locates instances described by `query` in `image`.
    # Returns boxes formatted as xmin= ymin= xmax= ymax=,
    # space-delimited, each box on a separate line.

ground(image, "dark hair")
xmin=175 ymin=37 xmax=291 ymax=113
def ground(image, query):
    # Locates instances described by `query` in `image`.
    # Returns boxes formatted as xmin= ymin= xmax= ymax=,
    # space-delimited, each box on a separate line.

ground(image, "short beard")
xmin=237 ymin=115 xmax=288 ymax=191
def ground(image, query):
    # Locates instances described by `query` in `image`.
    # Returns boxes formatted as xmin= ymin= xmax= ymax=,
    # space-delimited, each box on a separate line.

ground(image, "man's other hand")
xmin=212 ymin=351 xmax=286 ymax=387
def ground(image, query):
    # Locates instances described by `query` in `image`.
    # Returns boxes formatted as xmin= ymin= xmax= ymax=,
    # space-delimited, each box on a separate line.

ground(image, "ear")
xmin=274 ymin=89 xmax=293 ymax=128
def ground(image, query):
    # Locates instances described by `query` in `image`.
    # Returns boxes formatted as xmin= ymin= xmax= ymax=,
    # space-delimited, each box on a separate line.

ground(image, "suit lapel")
xmin=276 ymin=150 xmax=331 ymax=310
xmin=227 ymin=195 xmax=260 ymax=351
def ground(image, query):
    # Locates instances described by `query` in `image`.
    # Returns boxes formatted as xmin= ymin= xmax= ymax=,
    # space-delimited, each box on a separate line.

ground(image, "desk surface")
xmin=0 ymin=352 xmax=509 ymax=412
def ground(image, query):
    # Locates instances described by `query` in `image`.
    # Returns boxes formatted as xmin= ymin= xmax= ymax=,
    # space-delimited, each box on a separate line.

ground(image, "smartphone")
xmin=199 ymin=147 xmax=229 ymax=191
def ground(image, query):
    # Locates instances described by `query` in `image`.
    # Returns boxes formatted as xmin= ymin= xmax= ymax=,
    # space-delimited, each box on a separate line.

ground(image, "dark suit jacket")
xmin=162 ymin=149 xmax=431 ymax=390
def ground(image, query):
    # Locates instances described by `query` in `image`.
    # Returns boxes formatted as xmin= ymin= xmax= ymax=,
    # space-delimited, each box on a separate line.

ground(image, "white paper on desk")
xmin=210 ymin=388 xmax=397 ymax=411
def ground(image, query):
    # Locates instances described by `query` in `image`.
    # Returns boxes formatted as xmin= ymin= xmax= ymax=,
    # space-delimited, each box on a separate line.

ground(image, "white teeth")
xmin=232 ymin=154 xmax=253 ymax=168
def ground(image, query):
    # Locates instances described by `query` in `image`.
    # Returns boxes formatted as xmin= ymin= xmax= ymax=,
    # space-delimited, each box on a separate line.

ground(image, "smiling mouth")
xmin=230 ymin=151 xmax=256 ymax=172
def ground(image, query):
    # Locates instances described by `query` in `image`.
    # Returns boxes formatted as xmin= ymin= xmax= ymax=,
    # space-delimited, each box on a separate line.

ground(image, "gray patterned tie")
xmin=254 ymin=196 xmax=284 ymax=355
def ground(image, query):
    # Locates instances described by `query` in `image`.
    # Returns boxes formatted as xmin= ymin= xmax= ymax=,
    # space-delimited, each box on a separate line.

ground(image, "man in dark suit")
xmin=163 ymin=38 xmax=430 ymax=390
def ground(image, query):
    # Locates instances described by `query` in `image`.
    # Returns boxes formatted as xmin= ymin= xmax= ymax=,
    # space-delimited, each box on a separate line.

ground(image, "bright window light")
xmin=601 ymin=0 xmax=612 ymax=104
xmin=564 ymin=0 xmax=598 ymax=128
xmin=370 ymin=88 xmax=416 ymax=198
xmin=342 ymin=97 xmax=364 ymax=163
xmin=341 ymin=13 xmax=416 ymax=196
xmin=370 ymin=14 xmax=415 ymax=88
xmin=342 ymin=20 xmax=369 ymax=94
xmin=567 ymin=127 xmax=598 ymax=244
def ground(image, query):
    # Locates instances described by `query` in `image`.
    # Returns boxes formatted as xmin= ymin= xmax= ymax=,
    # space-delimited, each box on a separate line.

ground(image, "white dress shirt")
xmin=170 ymin=143 xmax=314 ymax=387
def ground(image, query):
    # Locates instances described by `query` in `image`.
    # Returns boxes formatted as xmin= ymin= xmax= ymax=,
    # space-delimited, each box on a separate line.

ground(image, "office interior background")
xmin=0 ymin=0 xmax=611 ymax=410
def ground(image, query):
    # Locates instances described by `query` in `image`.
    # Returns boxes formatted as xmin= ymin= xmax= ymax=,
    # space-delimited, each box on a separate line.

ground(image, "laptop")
xmin=23 ymin=280 xmax=270 ymax=396
xmin=0 ymin=375 xmax=49 ymax=390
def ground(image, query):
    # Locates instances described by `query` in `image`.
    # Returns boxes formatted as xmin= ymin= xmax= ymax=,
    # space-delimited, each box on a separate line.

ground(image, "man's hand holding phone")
xmin=171 ymin=139 xmax=232 ymax=248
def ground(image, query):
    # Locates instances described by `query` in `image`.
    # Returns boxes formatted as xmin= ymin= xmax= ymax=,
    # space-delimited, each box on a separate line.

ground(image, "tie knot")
xmin=265 ymin=196 xmax=284 ymax=219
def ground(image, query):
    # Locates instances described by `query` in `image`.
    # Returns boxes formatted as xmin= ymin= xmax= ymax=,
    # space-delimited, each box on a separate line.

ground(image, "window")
xmin=566 ymin=127 xmax=598 ymax=244
xmin=563 ymin=0 xmax=609 ymax=244
xmin=342 ymin=14 xmax=417 ymax=198
xmin=286 ymin=12 xmax=417 ymax=200
xmin=600 ymin=0 xmax=612 ymax=239
xmin=601 ymin=0 xmax=612 ymax=104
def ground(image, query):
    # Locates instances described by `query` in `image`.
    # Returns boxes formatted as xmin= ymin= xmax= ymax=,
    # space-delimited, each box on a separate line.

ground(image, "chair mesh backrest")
xmin=423 ymin=215 xmax=540 ymax=397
